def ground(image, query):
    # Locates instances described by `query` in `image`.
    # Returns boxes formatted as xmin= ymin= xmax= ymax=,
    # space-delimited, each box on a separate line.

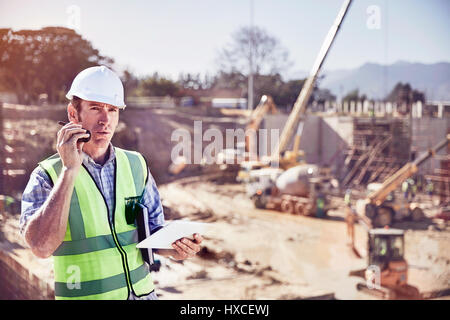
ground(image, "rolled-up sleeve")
xmin=20 ymin=166 xmax=53 ymax=235
xmin=140 ymin=169 xmax=165 ymax=233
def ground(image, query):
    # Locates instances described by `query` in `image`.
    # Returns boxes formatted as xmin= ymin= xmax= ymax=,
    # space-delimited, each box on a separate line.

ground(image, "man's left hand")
xmin=170 ymin=233 xmax=203 ymax=260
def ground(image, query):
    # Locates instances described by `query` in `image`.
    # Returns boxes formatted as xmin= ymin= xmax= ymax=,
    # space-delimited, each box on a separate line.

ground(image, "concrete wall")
xmin=262 ymin=115 xmax=353 ymax=176
xmin=0 ymin=249 xmax=54 ymax=299
xmin=411 ymin=117 xmax=450 ymax=175
xmin=262 ymin=114 xmax=449 ymax=177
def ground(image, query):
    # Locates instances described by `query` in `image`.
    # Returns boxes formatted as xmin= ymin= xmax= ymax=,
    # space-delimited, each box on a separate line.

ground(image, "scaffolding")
xmin=424 ymin=134 xmax=450 ymax=204
xmin=342 ymin=117 xmax=411 ymax=187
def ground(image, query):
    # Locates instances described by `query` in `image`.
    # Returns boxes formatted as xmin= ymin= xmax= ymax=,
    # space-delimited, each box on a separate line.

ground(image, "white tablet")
xmin=136 ymin=220 xmax=209 ymax=249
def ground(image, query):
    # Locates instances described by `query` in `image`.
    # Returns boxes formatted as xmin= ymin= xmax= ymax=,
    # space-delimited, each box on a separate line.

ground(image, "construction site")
xmin=0 ymin=0 xmax=449 ymax=300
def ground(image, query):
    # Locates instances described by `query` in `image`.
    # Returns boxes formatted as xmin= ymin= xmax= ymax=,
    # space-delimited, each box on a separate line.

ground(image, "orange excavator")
xmin=348 ymin=225 xmax=450 ymax=299
xmin=348 ymin=226 xmax=421 ymax=299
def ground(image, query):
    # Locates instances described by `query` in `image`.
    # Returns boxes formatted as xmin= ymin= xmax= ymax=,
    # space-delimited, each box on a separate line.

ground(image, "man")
xmin=402 ymin=180 xmax=409 ymax=200
xmin=20 ymin=66 xmax=203 ymax=300
xmin=426 ymin=179 xmax=434 ymax=197
xmin=410 ymin=179 xmax=417 ymax=201
xmin=407 ymin=178 xmax=415 ymax=201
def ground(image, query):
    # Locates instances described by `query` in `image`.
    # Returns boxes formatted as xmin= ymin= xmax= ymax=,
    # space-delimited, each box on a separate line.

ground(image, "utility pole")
xmin=384 ymin=0 xmax=389 ymax=107
xmin=248 ymin=0 xmax=254 ymax=110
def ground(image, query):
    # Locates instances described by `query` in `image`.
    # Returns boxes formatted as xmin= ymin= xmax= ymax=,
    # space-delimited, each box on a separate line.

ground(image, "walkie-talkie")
xmin=58 ymin=121 xmax=91 ymax=142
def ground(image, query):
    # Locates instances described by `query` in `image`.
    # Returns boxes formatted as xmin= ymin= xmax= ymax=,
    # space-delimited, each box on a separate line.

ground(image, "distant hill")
xmin=306 ymin=61 xmax=450 ymax=101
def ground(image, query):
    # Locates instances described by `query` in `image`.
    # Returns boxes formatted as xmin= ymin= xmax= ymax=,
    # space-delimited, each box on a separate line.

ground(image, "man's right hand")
xmin=24 ymin=122 xmax=89 ymax=258
xmin=56 ymin=122 xmax=90 ymax=171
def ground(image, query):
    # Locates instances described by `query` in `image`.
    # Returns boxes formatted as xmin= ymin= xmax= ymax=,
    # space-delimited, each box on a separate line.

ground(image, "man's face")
xmin=70 ymin=100 xmax=119 ymax=150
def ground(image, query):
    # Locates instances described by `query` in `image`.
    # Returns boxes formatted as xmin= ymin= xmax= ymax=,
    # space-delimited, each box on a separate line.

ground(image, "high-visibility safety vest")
xmin=39 ymin=147 xmax=155 ymax=300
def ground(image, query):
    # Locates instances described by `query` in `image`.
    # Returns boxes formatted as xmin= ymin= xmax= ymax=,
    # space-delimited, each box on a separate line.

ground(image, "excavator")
xmin=345 ymin=135 xmax=450 ymax=299
xmin=244 ymin=94 xmax=278 ymax=160
xmin=349 ymin=227 xmax=421 ymax=299
xmin=354 ymin=134 xmax=450 ymax=228
xmin=347 ymin=225 xmax=450 ymax=299
xmin=168 ymin=95 xmax=278 ymax=177
xmin=347 ymin=216 xmax=450 ymax=299
xmin=193 ymin=94 xmax=279 ymax=181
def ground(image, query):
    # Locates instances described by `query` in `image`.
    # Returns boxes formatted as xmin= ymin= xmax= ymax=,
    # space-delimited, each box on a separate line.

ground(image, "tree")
xmin=0 ymin=27 xmax=113 ymax=104
xmin=216 ymin=26 xmax=291 ymax=80
xmin=134 ymin=73 xmax=180 ymax=97
xmin=215 ymin=26 xmax=293 ymax=108
xmin=209 ymin=71 xmax=247 ymax=91
xmin=252 ymin=73 xmax=284 ymax=106
xmin=342 ymin=89 xmax=366 ymax=103
xmin=121 ymin=69 xmax=140 ymax=97
xmin=177 ymin=72 xmax=215 ymax=91
xmin=385 ymin=82 xmax=425 ymax=104
xmin=314 ymin=88 xmax=336 ymax=104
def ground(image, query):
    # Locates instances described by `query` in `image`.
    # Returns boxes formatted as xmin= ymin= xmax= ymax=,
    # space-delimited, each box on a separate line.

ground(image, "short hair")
xmin=70 ymin=96 xmax=83 ymax=113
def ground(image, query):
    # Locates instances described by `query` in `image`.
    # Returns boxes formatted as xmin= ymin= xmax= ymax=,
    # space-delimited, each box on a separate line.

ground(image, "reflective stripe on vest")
xmin=317 ymin=198 xmax=325 ymax=209
xmin=39 ymin=147 xmax=155 ymax=300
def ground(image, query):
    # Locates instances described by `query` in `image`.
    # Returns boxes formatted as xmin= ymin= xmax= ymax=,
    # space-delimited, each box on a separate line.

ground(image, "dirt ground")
xmin=152 ymin=179 xmax=450 ymax=300
xmin=3 ymin=177 xmax=449 ymax=300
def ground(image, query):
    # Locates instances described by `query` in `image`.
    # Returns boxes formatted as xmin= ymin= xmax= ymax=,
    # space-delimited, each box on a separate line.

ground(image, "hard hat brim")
xmin=66 ymin=91 xmax=126 ymax=109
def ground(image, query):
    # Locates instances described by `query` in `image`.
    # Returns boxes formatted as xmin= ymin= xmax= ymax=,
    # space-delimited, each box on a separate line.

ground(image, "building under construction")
xmin=342 ymin=117 xmax=411 ymax=187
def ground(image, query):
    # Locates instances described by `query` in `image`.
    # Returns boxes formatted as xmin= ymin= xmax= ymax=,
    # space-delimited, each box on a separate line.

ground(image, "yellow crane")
xmin=353 ymin=134 xmax=450 ymax=228
xmin=270 ymin=0 xmax=353 ymax=168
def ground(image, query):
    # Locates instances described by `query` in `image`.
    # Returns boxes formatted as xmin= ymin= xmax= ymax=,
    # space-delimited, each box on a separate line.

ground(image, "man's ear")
xmin=67 ymin=103 xmax=80 ymax=123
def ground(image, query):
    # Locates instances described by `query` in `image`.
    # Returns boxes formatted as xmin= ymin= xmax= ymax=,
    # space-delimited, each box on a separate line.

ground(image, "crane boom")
xmin=369 ymin=134 xmax=450 ymax=205
xmin=245 ymin=95 xmax=277 ymax=157
xmin=271 ymin=0 xmax=352 ymax=162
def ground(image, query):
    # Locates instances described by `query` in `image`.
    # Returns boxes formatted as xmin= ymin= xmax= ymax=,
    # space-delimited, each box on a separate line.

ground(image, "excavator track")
xmin=355 ymin=282 xmax=450 ymax=300
xmin=356 ymin=282 xmax=393 ymax=299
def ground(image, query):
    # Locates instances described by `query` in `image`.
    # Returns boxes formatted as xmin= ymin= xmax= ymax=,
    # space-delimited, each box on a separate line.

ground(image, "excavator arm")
xmin=245 ymin=95 xmax=277 ymax=157
xmin=246 ymin=95 xmax=277 ymax=132
xmin=368 ymin=134 xmax=450 ymax=205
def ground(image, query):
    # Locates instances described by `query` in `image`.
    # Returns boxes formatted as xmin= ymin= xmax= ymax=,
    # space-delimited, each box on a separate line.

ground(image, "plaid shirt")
xmin=20 ymin=144 xmax=164 ymax=300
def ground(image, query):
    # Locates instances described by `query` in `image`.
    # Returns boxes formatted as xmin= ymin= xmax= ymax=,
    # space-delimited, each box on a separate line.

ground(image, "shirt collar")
xmin=82 ymin=143 xmax=116 ymax=168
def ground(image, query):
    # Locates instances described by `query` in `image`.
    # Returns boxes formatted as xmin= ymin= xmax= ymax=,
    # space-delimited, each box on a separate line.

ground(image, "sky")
xmin=1 ymin=0 xmax=449 ymax=80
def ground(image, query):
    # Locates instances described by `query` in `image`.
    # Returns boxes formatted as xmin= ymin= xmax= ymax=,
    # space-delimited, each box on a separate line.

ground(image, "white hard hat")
xmin=66 ymin=66 xmax=126 ymax=109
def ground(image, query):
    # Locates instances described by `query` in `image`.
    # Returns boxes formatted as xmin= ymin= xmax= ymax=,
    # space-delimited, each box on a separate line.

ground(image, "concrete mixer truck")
xmin=248 ymin=164 xmax=335 ymax=217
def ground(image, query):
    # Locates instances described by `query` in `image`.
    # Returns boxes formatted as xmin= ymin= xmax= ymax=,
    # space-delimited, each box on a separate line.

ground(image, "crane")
xmin=353 ymin=134 xmax=450 ymax=228
xmin=270 ymin=0 xmax=353 ymax=166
